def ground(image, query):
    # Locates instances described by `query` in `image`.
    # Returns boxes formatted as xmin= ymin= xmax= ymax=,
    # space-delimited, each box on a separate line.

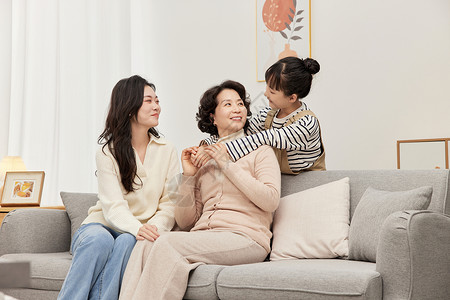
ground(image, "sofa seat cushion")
xmin=0 ymin=287 xmax=59 ymax=300
xmin=1 ymin=252 xmax=71 ymax=291
xmin=184 ymin=264 xmax=226 ymax=300
xmin=216 ymin=259 xmax=381 ymax=300
xmin=3 ymin=252 xmax=224 ymax=299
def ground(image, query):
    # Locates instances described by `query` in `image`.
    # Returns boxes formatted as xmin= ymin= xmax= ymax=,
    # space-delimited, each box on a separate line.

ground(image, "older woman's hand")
xmin=191 ymin=146 xmax=212 ymax=168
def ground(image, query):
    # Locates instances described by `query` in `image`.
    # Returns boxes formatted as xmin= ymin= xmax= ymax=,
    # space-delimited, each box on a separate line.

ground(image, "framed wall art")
xmin=256 ymin=0 xmax=311 ymax=81
xmin=0 ymin=171 xmax=45 ymax=206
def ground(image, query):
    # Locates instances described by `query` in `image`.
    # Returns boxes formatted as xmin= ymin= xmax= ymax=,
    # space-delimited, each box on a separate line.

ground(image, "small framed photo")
xmin=0 ymin=171 xmax=45 ymax=207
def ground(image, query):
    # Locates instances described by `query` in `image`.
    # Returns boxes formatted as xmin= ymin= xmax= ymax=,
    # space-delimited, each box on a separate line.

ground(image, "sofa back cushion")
xmin=348 ymin=186 xmax=432 ymax=262
xmin=281 ymin=170 xmax=450 ymax=218
xmin=60 ymin=192 xmax=99 ymax=247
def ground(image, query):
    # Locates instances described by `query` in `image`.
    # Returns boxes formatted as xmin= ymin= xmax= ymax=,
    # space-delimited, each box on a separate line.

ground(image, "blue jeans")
xmin=58 ymin=223 xmax=136 ymax=300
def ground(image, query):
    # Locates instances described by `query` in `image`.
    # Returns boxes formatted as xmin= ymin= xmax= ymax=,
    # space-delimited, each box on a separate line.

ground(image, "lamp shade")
xmin=0 ymin=156 xmax=27 ymax=182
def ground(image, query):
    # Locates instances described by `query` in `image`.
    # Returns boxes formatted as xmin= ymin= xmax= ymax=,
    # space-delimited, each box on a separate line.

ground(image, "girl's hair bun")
xmin=303 ymin=58 xmax=320 ymax=75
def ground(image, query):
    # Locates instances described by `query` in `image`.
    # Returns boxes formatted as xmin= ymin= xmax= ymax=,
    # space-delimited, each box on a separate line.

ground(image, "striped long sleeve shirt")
xmin=201 ymin=103 xmax=323 ymax=173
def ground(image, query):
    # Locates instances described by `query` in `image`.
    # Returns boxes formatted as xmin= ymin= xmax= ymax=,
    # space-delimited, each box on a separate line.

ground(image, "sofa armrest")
xmin=376 ymin=210 xmax=450 ymax=300
xmin=0 ymin=208 xmax=71 ymax=256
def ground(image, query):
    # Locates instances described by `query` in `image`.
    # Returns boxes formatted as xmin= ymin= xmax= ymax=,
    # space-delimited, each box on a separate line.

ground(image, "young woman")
xmin=119 ymin=80 xmax=281 ymax=300
xmin=195 ymin=56 xmax=325 ymax=174
xmin=58 ymin=75 xmax=179 ymax=300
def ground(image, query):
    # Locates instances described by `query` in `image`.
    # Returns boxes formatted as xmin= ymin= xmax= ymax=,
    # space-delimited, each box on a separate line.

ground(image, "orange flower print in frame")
xmin=262 ymin=0 xmax=295 ymax=32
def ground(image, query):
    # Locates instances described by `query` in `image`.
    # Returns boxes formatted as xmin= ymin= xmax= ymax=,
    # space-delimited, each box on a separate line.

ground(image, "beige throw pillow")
xmin=270 ymin=177 xmax=350 ymax=260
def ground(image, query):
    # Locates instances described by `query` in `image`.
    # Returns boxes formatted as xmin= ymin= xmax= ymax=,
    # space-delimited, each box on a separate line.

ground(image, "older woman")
xmin=119 ymin=80 xmax=281 ymax=300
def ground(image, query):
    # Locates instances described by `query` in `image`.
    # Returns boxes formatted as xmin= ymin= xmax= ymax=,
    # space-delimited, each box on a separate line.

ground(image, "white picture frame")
xmin=397 ymin=138 xmax=449 ymax=170
xmin=0 ymin=171 xmax=45 ymax=206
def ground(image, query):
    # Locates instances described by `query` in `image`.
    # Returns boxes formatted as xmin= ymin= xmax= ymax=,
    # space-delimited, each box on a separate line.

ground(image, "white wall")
xmin=150 ymin=0 xmax=450 ymax=170
xmin=144 ymin=0 xmax=266 ymax=150
xmin=1 ymin=0 xmax=449 ymax=204
xmin=310 ymin=0 xmax=450 ymax=169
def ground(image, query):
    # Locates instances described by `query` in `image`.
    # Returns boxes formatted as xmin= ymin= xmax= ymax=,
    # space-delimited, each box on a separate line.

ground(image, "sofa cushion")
xmin=348 ymin=186 xmax=432 ymax=262
xmin=280 ymin=170 xmax=449 ymax=217
xmin=2 ymin=253 xmax=224 ymax=299
xmin=60 ymin=192 xmax=98 ymax=249
xmin=270 ymin=177 xmax=350 ymax=260
xmin=216 ymin=259 xmax=381 ymax=300
xmin=0 ymin=288 xmax=59 ymax=300
xmin=1 ymin=252 xmax=72 ymax=291
xmin=184 ymin=264 xmax=226 ymax=300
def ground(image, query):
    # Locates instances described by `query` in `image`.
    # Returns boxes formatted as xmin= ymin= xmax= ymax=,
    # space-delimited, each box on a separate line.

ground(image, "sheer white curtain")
xmin=1 ymin=0 xmax=154 ymax=206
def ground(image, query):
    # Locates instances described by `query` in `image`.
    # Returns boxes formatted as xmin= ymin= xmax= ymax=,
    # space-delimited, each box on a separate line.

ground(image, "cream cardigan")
xmin=175 ymin=131 xmax=281 ymax=252
xmin=82 ymin=136 xmax=179 ymax=236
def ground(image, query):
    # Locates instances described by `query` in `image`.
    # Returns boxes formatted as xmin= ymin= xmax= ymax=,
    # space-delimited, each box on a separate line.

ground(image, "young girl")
xmin=195 ymin=56 xmax=325 ymax=174
xmin=119 ymin=80 xmax=280 ymax=300
xmin=58 ymin=75 xmax=179 ymax=300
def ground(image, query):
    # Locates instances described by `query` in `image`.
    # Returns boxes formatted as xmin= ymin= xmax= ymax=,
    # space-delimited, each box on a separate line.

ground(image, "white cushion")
xmin=270 ymin=177 xmax=350 ymax=260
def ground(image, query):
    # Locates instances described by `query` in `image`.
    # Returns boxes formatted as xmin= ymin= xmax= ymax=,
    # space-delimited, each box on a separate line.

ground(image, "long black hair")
xmin=98 ymin=75 xmax=159 ymax=193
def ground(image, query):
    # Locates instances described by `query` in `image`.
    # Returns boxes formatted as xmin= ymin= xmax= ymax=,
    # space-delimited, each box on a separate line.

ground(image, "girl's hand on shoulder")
xmin=191 ymin=145 xmax=212 ymax=168
xmin=181 ymin=147 xmax=200 ymax=176
xmin=204 ymin=143 xmax=231 ymax=169
xmin=136 ymin=224 xmax=160 ymax=241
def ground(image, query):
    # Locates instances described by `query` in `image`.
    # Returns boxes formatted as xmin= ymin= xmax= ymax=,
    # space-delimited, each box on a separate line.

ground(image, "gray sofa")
xmin=1 ymin=170 xmax=449 ymax=300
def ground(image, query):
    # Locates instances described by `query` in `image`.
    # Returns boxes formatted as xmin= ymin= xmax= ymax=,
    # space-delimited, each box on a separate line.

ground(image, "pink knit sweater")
xmin=175 ymin=145 xmax=281 ymax=253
